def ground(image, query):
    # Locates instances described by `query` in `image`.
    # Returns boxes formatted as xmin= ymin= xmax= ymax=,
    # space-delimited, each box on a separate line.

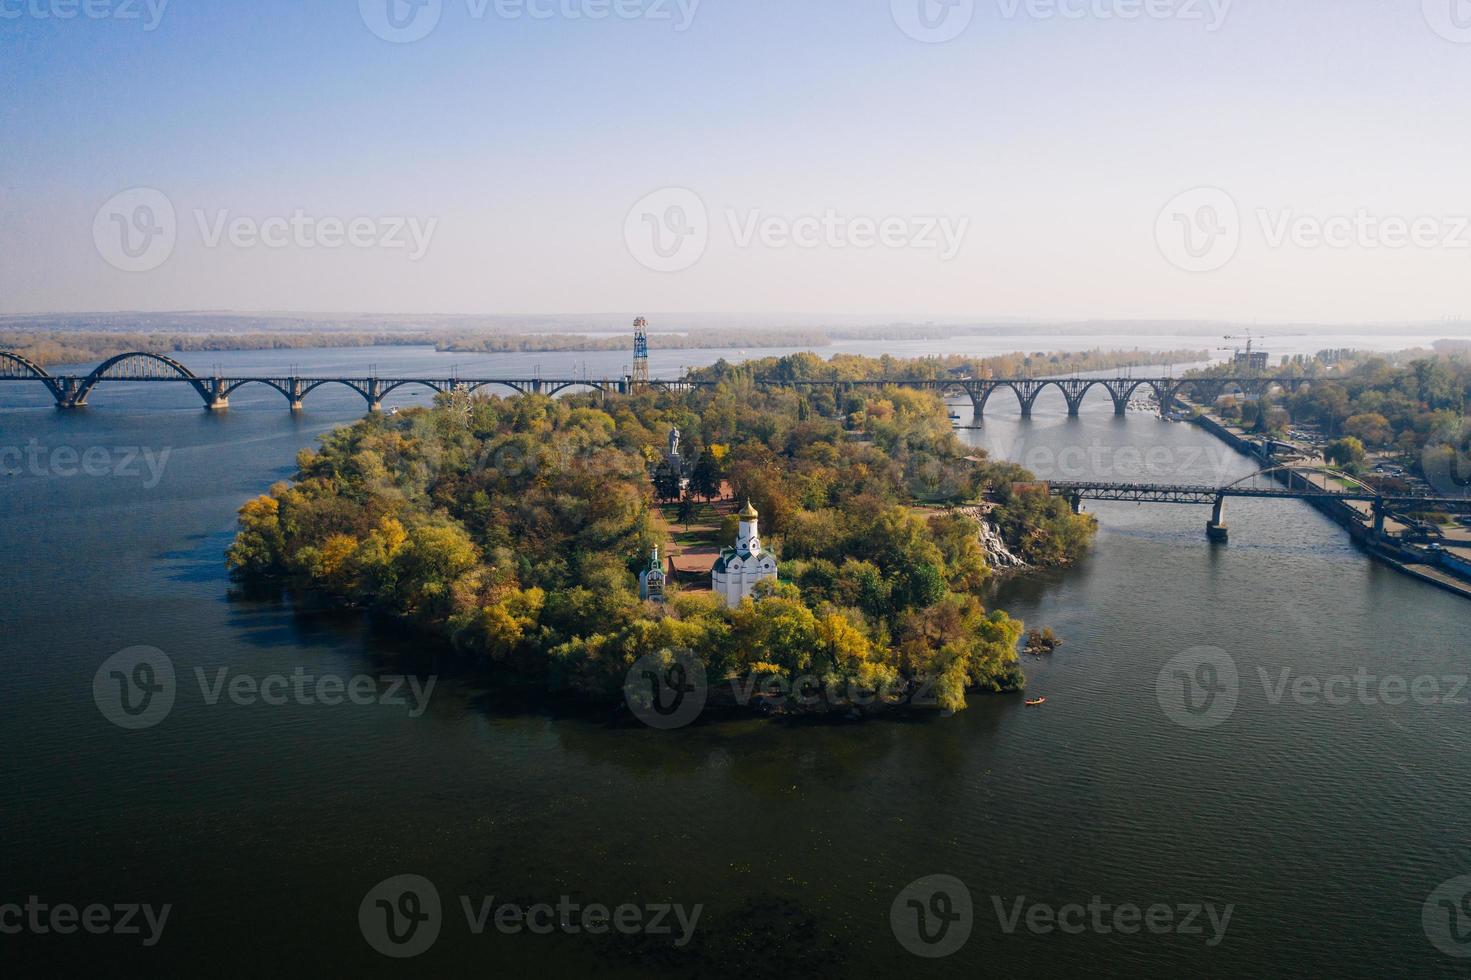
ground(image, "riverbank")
xmin=1186 ymin=406 xmax=1471 ymax=601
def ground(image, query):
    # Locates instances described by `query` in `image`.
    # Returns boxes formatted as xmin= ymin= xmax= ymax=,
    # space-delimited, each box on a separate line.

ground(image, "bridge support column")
xmin=1206 ymin=495 xmax=1229 ymax=543
xmin=204 ymin=377 xmax=229 ymax=411
xmin=1372 ymin=498 xmax=1387 ymax=537
xmin=1068 ymin=493 xmax=1083 ymax=515
xmin=366 ymin=378 xmax=385 ymax=413
xmin=289 ymin=378 xmax=304 ymax=411
xmin=55 ymin=378 xmax=87 ymax=408
xmin=1113 ymin=396 xmax=1128 ymax=416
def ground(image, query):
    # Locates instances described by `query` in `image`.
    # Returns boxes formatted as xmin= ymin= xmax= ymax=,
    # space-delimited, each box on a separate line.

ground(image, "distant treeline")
xmin=437 ymin=329 xmax=832 ymax=354
xmin=692 ymin=348 xmax=1211 ymax=382
xmin=1 ymin=332 xmax=432 ymax=368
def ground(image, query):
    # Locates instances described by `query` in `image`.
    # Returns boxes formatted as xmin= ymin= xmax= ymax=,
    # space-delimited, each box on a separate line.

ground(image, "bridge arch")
xmin=75 ymin=351 xmax=209 ymax=405
xmin=543 ymin=380 xmax=614 ymax=397
xmin=0 ymin=351 xmax=63 ymax=399
xmin=300 ymin=379 xmax=374 ymax=406
xmin=221 ymin=379 xmax=296 ymax=403
xmin=461 ymin=380 xmax=535 ymax=397
xmin=378 ymin=379 xmax=449 ymax=400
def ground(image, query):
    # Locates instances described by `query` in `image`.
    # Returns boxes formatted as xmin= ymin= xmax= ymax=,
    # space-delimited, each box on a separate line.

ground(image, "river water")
xmin=2 ymin=345 xmax=1468 ymax=977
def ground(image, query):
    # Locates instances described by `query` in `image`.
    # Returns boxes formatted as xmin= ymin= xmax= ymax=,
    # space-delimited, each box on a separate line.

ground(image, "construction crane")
xmin=1218 ymin=330 xmax=1302 ymax=372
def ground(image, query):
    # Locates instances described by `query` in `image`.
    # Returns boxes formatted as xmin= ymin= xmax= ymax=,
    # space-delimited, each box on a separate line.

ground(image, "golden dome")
xmin=739 ymin=500 xmax=758 ymax=519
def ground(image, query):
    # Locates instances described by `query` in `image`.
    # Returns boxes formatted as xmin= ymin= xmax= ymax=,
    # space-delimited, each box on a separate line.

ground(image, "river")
xmin=2 ymin=344 xmax=1467 ymax=977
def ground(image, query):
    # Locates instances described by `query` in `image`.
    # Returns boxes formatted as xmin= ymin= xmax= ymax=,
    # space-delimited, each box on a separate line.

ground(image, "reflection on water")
xmin=1 ymin=348 xmax=1467 ymax=976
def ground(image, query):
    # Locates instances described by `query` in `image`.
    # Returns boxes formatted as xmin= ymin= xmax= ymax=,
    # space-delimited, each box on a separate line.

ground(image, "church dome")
xmin=739 ymin=500 xmax=758 ymax=519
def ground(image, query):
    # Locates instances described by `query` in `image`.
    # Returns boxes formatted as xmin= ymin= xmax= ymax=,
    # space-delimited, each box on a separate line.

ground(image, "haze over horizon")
xmin=5 ymin=0 xmax=1471 ymax=322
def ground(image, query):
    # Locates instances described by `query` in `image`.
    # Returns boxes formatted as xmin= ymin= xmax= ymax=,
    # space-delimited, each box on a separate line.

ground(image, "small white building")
xmin=712 ymin=501 xmax=777 ymax=608
xmin=639 ymin=546 xmax=666 ymax=602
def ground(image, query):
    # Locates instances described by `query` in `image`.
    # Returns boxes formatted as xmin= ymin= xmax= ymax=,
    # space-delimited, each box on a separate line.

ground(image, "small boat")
xmin=1025 ymin=697 xmax=1047 ymax=707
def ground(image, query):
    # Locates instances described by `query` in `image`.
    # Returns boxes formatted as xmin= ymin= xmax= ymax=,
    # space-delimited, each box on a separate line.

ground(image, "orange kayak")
xmin=1025 ymin=697 xmax=1047 ymax=706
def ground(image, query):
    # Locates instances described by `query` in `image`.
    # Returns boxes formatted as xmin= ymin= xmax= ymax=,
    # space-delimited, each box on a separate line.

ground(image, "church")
xmin=638 ymin=546 xmax=666 ymax=603
xmin=711 ymin=501 xmax=778 ymax=607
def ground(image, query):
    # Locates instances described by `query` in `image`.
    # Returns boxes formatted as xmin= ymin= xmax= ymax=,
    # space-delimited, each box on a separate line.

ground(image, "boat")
xmin=1025 ymin=697 xmax=1047 ymax=707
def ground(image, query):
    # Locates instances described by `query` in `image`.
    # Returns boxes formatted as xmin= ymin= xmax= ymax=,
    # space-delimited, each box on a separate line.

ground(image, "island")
xmin=226 ymin=353 xmax=1098 ymax=716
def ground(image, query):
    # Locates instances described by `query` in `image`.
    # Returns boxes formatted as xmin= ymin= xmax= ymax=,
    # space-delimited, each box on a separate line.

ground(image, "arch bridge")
xmin=766 ymin=375 xmax=1313 ymax=417
xmin=0 ymin=351 xmax=710 ymax=411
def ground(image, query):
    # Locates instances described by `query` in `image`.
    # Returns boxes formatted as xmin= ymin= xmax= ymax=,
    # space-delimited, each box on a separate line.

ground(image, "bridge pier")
xmin=1068 ymin=493 xmax=1083 ymax=515
xmin=205 ymin=377 xmax=229 ymax=411
xmin=1207 ymin=495 xmax=1229 ymax=543
xmin=55 ymin=378 xmax=87 ymax=408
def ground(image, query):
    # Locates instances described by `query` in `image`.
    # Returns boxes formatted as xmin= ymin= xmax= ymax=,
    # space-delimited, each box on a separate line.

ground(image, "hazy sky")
xmin=2 ymin=0 xmax=1470 ymax=322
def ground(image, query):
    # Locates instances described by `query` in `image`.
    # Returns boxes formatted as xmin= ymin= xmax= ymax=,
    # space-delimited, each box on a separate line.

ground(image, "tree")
xmin=1325 ymin=436 xmax=1367 ymax=469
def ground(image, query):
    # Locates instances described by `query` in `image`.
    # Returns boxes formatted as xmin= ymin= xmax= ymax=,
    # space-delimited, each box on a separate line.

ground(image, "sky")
xmin=2 ymin=0 xmax=1470 ymax=323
